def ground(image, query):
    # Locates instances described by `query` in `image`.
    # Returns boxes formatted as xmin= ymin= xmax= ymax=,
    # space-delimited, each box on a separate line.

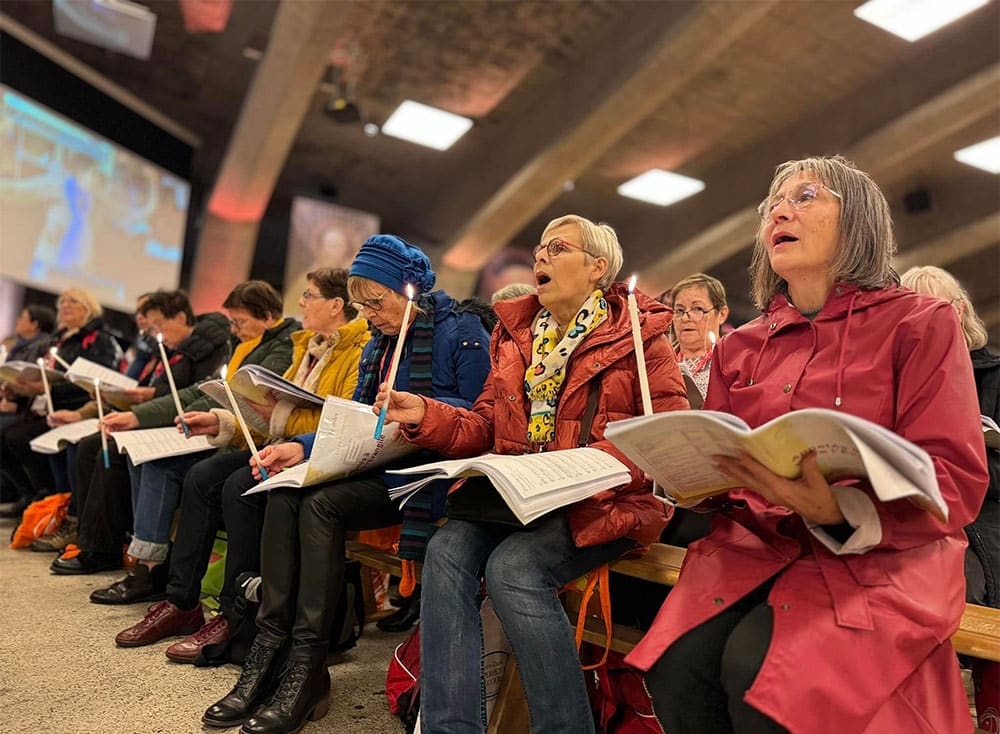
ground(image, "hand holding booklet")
xmin=29 ymin=419 xmax=101 ymax=454
xmin=0 ymin=360 xmax=65 ymax=393
xmin=243 ymin=396 xmax=417 ymax=495
xmin=199 ymin=365 xmax=324 ymax=437
xmin=386 ymin=448 xmax=632 ymax=526
xmin=603 ymin=408 xmax=947 ymax=521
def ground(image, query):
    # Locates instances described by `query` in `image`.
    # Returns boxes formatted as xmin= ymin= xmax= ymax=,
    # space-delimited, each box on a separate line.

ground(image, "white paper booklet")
xmin=387 ymin=448 xmax=632 ymax=526
xmin=65 ymin=357 xmax=138 ymax=391
xmin=0 ymin=360 xmax=66 ymax=391
xmin=604 ymin=408 xmax=945 ymax=520
xmin=110 ymin=427 xmax=213 ymax=465
xmin=243 ymin=396 xmax=417 ymax=495
xmin=983 ymin=415 xmax=1000 ymax=451
xmin=199 ymin=365 xmax=324 ymax=437
xmin=29 ymin=419 xmax=101 ymax=454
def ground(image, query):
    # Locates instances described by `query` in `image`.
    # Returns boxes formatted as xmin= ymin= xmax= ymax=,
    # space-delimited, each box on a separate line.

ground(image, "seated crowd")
xmin=0 ymin=155 xmax=996 ymax=734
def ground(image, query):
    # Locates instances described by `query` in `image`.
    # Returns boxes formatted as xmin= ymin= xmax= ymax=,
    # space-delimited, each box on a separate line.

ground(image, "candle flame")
xmin=628 ymin=274 xmax=637 ymax=293
xmin=49 ymin=346 xmax=58 ymax=357
xmin=405 ymin=283 xmax=415 ymax=300
xmin=708 ymin=330 xmax=717 ymax=346
xmin=220 ymin=364 xmax=228 ymax=380
xmin=37 ymin=357 xmax=45 ymax=367
xmin=94 ymin=378 xmax=101 ymax=388
xmin=157 ymin=332 xmax=164 ymax=343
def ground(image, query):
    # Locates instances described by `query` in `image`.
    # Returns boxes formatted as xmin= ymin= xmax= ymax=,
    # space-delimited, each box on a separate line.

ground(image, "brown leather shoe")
xmin=164 ymin=614 xmax=230 ymax=663
xmin=115 ymin=600 xmax=205 ymax=648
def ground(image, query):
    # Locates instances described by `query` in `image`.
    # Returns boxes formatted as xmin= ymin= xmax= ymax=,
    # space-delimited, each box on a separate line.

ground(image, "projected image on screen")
xmin=0 ymin=85 xmax=189 ymax=309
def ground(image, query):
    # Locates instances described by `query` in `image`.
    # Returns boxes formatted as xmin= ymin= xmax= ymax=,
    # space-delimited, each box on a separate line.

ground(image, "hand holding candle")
xmin=94 ymin=378 xmax=110 ymax=468
xmin=627 ymin=275 xmax=654 ymax=416
xmin=157 ymin=332 xmax=190 ymax=436
xmin=374 ymin=283 xmax=415 ymax=439
xmin=36 ymin=357 xmax=55 ymax=415
xmin=220 ymin=365 xmax=269 ymax=481
xmin=49 ymin=346 xmax=72 ymax=371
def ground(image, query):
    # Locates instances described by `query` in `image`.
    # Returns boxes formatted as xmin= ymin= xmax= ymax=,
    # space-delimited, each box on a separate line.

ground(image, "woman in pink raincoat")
xmin=627 ymin=155 xmax=988 ymax=734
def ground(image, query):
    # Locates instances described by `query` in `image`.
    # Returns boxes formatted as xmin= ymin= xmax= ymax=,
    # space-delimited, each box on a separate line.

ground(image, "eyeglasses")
xmin=350 ymin=287 xmax=391 ymax=313
xmin=301 ymin=290 xmax=327 ymax=301
xmin=757 ymin=181 xmax=842 ymax=221
xmin=674 ymin=306 xmax=717 ymax=322
xmin=532 ymin=237 xmax=593 ymax=260
xmin=228 ymin=317 xmax=250 ymax=330
xmin=57 ymin=297 xmax=82 ymax=307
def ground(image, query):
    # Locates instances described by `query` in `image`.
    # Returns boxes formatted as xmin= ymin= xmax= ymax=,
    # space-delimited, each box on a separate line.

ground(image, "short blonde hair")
xmin=58 ymin=287 xmax=102 ymax=323
xmin=541 ymin=214 xmax=623 ymax=290
xmin=670 ymin=273 xmax=727 ymax=311
xmin=750 ymin=155 xmax=898 ymax=309
xmin=901 ymin=265 xmax=987 ymax=350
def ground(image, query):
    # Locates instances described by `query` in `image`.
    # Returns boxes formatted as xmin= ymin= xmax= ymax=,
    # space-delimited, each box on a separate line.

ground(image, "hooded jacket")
xmin=402 ymin=283 xmax=689 ymax=547
xmin=627 ymin=284 xmax=988 ymax=733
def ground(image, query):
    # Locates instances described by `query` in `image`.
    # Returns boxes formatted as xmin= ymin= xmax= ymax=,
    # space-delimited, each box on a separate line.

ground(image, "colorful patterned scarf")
xmin=525 ymin=289 xmax=608 ymax=444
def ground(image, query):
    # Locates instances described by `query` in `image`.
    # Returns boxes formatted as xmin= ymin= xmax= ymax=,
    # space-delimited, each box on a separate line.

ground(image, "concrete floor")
xmin=0 ymin=517 xmax=409 ymax=734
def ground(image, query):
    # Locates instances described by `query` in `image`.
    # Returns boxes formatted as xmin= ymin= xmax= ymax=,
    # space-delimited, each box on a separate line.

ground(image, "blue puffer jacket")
xmin=295 ymin=290 xmax=491 ymax=455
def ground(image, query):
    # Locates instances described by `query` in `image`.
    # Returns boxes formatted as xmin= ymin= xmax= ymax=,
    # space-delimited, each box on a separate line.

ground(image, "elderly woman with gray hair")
xmin=377 ymin=214 xmax=689 ymax=733
xmin=628 ymin=156 xmax=988 ymax=734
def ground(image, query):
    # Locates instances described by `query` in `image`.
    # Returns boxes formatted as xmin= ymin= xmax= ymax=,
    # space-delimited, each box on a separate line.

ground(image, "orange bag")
xmin=9 ymin=493 xmax=71 ymax=549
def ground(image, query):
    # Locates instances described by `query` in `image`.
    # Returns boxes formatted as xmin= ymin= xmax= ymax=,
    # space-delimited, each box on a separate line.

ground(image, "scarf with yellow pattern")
xmin=525 ymin=289 xmax=607 ymax=444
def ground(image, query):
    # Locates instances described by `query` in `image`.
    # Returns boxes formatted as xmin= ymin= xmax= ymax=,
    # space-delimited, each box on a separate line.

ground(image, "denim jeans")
xmin=419 ymin=513 xmax=635 ymax=734
xmin=166 ymin=450 xmax=266 ymax=614
xmin=127 ymin=449 xmax=213 ymax=561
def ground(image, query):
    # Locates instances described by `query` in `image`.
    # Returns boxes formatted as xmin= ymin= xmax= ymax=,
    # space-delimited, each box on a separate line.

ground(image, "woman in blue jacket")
xmin=202 ymin=235 xmax=492 ymax=734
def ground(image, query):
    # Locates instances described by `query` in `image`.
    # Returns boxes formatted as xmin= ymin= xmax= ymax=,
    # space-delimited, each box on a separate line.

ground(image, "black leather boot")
xmin=376 ymin=584 xmax=420 ymax=632
xmin=202 ymin=638 xmax=283 ymax=728
xmin=240 ymin=659 xmax=331 ymax=734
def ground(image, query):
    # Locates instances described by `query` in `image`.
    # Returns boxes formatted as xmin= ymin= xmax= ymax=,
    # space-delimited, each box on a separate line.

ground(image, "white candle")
xmin=49 ymin=346 xmax=72 ymax=371
xmin=94 ymin=378 xmax=110 ymax=468
xmin=157 ymin=332 xmax=189 ymax=435
xmin=36 ymin=357 xmax=55 ymax=415
xmin=219 ymin=365 xmax=270 ymax=480
xmin=627 ymin=275 xmax=653 ymax=416
xmin=373 ymin=284 xmax=415 ymax=438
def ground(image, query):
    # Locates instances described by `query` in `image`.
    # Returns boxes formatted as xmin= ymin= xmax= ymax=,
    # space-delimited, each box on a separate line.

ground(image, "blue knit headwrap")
xmin=348 ymin=234 xmax=436 ymax=295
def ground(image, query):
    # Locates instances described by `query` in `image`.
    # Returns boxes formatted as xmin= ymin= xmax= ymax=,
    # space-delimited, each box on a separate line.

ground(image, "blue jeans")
xmin=127 ymin=449 xmax=213 ymax=561
xmin=419 ymin=513 xmax=635 ymax=734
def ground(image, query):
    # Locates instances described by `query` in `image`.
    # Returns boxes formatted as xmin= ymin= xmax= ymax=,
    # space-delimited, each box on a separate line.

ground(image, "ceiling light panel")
xmin=617 ymin=169 xmax=705 ymax=207
xmin=954 ymin=137 xmax=1000 ymax=175
xmin=381 ymin=100 xmax=473 ymax=151
xmin=853 ymin=0 xmax=989 ymax=42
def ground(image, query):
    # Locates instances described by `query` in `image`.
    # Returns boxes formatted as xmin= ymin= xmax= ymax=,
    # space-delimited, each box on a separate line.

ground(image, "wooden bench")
xmin=347 ymin=540 xmax=1000 ymax=663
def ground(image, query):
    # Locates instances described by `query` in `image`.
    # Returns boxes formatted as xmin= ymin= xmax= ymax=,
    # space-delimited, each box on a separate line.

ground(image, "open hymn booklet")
xmin=387 ymin=448 xmax=632 ymax=526
xmin=109 ymin=428 xmax=213 ymax=465
xmin=242 ymin=397 xmax=417 ymax=495
xmin=29 ymin=419 xmax=101 ymax=454
xmin=199 ymin=365 xmax=324 ymax=437
xmin=603 ymin=408 xmax=947 ymax=521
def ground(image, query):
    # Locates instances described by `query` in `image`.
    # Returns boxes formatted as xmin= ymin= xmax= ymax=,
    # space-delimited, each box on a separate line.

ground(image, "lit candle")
xmin=627 ymin=275 xmax=653 ymax=416
xmin=219 ymin=365 xmax=269 ymax=480
xmin=374 ymin=283 xmax=415 ymax=439
xmin=157 ymin=332 xmax=190 ymax=436
xmin=94 ymin=378 xmax=110 ymax=468
xmin=0 ymin=344 xmax=8 ymax=365
xmin=36 ymin=357 xmax=55 ymax=415
xmin=49 ymin=346 xmax=72 ymax=371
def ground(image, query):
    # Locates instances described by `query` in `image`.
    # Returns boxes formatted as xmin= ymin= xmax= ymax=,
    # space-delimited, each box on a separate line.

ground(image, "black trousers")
xmin=3 ymin=414 xmax=55 ymax=499
xmin=256 ymin=471 xmax=401 ymax=661
xmin=76 ymin=433 xmax=133 ymax=554
xmin=166 ymin=450 xmax=266 ymax=614
xmin=643 ymin=582 xmax=788 ymax=734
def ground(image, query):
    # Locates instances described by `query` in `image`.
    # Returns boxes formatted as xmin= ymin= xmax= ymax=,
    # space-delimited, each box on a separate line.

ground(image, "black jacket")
xmin=968 ymin=347 xmax=999 ymax=607
xmin=50 ymin=318 xmax=122 ymax=410
xmin=147 ymin=312 xmax=232 ymax=398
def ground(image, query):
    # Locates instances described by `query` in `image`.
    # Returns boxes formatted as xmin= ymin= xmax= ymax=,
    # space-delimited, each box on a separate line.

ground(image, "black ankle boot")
xmin=377 ymin=585 xmax=420 ymax=633
xmin=202 ymin=639 xmax=283 ymax=728
xmin=240 ymin=660 xmax=331 ymax=734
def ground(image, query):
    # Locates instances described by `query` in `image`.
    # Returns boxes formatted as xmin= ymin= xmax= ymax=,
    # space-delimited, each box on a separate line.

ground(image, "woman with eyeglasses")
xmin=670 ymin=273 xmax=729 ymax=402
xmin=200 ymin=235 xmax=491 ymax=734
xmin=628 ymin=156 xmax=988 ymax=734
xmin=901 ymin=265 xmax=999 ymax=731
xmin=110 ymin=269 xmax=368 ymax=661
xmin=376 ymin=215 xmax=689 ymax=734
xmin=1 ymin=287 xmax=122 ymax=516
xmin=50 ymin=281 xmax=297 ymax=577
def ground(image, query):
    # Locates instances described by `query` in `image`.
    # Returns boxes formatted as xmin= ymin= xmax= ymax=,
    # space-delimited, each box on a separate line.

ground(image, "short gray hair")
xmin=901 ymin=265 xmax=987 ymax=350
xmin=542 ymin=214 xmax=623 ymax=290
xmin=749 ymin=155 xmax=898 ymax=309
